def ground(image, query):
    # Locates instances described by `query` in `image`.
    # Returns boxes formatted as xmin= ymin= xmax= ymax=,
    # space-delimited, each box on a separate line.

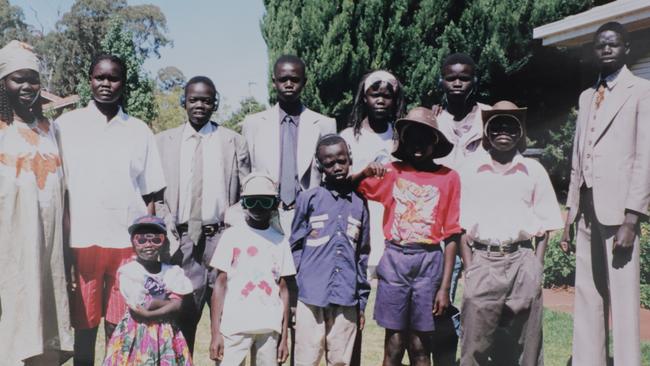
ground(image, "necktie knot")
xmin=595 ymin=81 xmax=607 ymax=109
xmin=282 ymin=115 xmax=294 ymax=125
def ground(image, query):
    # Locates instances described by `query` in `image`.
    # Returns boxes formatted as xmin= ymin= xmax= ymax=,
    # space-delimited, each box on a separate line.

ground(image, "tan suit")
xmin=566 ymin=66 xmax=650 ymax=366
xmin=241 ymin=103 xmax=336 ymax=232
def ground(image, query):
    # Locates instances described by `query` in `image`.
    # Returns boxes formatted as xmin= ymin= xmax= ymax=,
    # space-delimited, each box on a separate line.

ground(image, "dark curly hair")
xmin=348 ymin=71 xmax=405 ymax=139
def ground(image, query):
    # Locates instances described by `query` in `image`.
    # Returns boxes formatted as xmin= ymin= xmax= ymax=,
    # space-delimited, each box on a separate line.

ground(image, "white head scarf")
xmin=364 ymin=70 xmax=398 ymax=93
xmin=0 ymin=40 xmax=40 ymax=80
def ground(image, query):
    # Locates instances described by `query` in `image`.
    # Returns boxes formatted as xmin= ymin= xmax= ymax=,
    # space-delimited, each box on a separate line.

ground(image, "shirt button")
xmin=591 ymin=127 xmax=595 ymax=132
xmin=593 ymin=115 xmax=596 ymax=120
xmin=335 ymin=268 xmax=340 ymax=273
xmin=338 ymin=215 xmax=341 ymax=219
xmin=337 ymin=232 xmax=342 ymax=236
xmin=337 ymin=250 xmax=341 ymax=255
xmin=588 ymin=140 xmax=592 ymax=146
xmin=586 ymin=154 xmax=591 ymax=158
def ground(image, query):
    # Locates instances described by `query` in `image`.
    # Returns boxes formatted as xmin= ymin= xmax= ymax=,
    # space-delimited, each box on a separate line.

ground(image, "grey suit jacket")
xmin=566 ymin=66 xmax=650 ymax=225
xmin=155 ymin=122 xmax=250 ymax=253
xmin=241 ymin=103 xmax=336 ymax=190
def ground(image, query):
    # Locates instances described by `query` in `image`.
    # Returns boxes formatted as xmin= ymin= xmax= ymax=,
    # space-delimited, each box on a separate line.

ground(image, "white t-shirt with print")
xmin=118 ymin=261 xmax=193 ymax=310
xmin=210 ymin=224 xmax=296 ymax=335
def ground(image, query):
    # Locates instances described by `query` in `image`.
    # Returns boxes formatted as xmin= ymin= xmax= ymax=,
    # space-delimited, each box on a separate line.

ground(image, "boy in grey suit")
xmin=155 ymin=76 xmax=250 ymax=353
xmin=561 ymin=22 xmax=650 ymax=366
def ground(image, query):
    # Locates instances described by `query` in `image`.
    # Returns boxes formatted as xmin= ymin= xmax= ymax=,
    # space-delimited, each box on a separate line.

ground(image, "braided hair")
xmin=348 ymin=72 xmax=405 ymax=139
xmin=0 ymin=79 xmax=13 ymax=124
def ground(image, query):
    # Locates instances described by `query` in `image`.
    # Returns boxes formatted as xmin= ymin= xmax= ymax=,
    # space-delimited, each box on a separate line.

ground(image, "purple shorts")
xmin=374 ymin=241 xmax=443 ymax=332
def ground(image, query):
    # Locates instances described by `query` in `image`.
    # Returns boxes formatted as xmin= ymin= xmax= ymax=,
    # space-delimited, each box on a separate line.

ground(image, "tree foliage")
xmin=151 ymin=85 xmax=185 ymax=133
xmin=78 ymin=17 xmax=157 ymax=123
xmin=261 ymin=0 xmax=593 ymax=126
xmin=157 ymin=66 xmax=186 ymax=91
xmin=35 ymin=0 xmax=169 ymax=96
xmin=220 ymin=97 xmax=266 ymax=134
xmin=0 ymin=0 xmax=31 ymax=46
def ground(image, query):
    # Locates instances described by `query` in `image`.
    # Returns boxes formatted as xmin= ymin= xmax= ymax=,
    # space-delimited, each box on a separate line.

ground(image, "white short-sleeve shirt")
xmin=210 ymin=224 xmax=296 ymax=335
xmin=340 ymin=125 xmax=394 ymax=175
xmin=459 ymin=150 xmax=563 ymax=245
xmin=55 ymin=101 xmax=166 ymax=248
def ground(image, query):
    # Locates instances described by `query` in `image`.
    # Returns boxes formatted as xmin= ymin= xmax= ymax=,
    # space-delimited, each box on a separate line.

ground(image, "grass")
xmin=69 ymin=282 xmax=650 ymax=365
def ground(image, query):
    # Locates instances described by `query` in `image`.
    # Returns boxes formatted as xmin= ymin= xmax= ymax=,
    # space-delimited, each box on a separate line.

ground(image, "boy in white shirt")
xmin=209 ymin=173 xmax=295 ymax=365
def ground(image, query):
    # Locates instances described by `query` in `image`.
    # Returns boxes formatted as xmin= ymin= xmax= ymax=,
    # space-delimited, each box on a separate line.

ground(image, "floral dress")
xmin=103 ymin=261 xmax=194 ymax=366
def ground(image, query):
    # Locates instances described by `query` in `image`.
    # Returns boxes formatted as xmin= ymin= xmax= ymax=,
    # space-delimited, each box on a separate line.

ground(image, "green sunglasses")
xmin=242 ymin=196 xmax=278 ymax=209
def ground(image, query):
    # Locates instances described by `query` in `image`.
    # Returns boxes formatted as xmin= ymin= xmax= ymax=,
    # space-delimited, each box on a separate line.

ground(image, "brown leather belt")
xmin=471 ymin=240 xmax=533 ymax=254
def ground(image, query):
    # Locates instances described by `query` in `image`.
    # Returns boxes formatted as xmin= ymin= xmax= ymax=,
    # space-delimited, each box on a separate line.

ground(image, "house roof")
xmin=533 ymin=0 xmax=650 ymax=47
xmin=41 ymin=90 xmax=79 ymax=112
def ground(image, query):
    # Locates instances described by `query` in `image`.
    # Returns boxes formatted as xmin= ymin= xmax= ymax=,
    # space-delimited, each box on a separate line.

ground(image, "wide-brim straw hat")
xmin=481 ymin=100 xmax=528 ymax=152
xmin=392 ymin=106 xmax=454 ymax=160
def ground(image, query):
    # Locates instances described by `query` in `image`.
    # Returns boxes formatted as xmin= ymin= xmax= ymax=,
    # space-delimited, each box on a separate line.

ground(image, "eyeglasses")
xmin=242 ymin=196 xmax=277 ymax=209
xmin=133 ymin=233 xmax=165 ymax=246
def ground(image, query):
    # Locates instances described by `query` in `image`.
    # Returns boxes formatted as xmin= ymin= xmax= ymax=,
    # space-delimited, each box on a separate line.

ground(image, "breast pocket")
xmin=306 ymin=214 xmax=330 ymax=247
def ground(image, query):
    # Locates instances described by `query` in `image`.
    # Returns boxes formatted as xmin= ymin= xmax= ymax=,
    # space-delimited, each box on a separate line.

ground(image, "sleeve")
xmin=289 ymin=191 xmax=312 ymax=271
xmin=532 ymin=163 xmax=565 ymax=233
xmin=624 ymin=87 xmax=650 ymax=217
xmin=280 ymin=239 xmax=297 ymax=277
xmin=443 ymin=171 xmax=462 ymax=237
xmin=357 ymin=200 xmax=371 ymax=312
xmin=118 ymin=263 xmax=146 ymax=309
xmin=357 ymin=165 xmax=394 ymax=203
xmin=137 ymin=130 xmax=166 ymax=195
xmin=209 ymin=230 xmax=233 ymax=272
xmin=163 ymin=265 xmax=193 ymax=296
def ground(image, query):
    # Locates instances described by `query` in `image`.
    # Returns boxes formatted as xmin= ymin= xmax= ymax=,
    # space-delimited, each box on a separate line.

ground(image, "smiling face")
xmin=131 ymin=230 xmax=165 ymax=262
xmin=486 ymin=116 xmax=522 ymax=152
xmin=273 ymin=61 xmax=306 ymax=103
xmin=441 ymin=63 xmax=475 ymax=102
xmin=90 ymin=59 xmax=124 ymax=105
xmin=364 ymin=83 xmax=395 ymax=122
xmin=401 ymin=123 xmax=436 ymax=164
xmin=4 ymin=69 xmax=41 ymax=111
xmin=593 ymin=30 xmax=629 ymax=75
xmin=317 ymin=141 xmax=351 ymax=185
xmin=185 ymin=81 xmax=216 ymax=125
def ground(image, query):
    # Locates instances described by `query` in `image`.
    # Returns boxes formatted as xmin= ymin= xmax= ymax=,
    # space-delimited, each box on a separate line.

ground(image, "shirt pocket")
xmin=306 ymin=214 xmax=330 ymax=247
xmin=346 ymin=216 xmax=362 ymax=249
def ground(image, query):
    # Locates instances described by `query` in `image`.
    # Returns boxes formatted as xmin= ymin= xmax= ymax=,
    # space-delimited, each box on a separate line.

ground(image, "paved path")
xmin=543 ymin=287 xmax=650 ymax=341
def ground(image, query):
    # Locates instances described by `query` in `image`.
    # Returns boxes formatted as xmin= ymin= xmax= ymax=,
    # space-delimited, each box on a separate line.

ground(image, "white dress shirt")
xmin=459 ymin=150 xmax=563 ymax=245
xmin=177 ymin=122 xmax=226 ymax=225
xmin=55 ymin=101 xmax=166 ymax=248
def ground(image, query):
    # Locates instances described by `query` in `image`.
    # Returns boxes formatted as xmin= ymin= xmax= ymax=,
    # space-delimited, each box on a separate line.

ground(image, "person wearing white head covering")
xmin=0 ymin=40 xmax=74 ymax=365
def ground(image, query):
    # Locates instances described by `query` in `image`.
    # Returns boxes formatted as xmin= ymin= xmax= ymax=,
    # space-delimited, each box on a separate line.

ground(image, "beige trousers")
xmin=572 ymin=202 xmax=640 ymax=366
xmin=217 ymin=332 xmax=279 ymax=366
xmin=294 ymin=301 xmax=358 ymax=366
xmin=460 ymin=248 xmax=544 ymax=366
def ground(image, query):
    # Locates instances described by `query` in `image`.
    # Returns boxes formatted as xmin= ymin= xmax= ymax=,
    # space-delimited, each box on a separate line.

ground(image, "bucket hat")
xmin=393 ymin=106 xmax=454 ymax=159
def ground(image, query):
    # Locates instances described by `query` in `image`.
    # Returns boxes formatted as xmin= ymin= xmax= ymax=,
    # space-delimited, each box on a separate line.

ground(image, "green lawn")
xmin=73 ymin=284 xmax=650 ymax=365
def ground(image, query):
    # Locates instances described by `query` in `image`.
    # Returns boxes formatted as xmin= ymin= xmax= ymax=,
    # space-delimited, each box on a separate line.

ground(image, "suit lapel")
xmin=592 ymin=69 xmax=636 ymax=145
xmin=297 ymin=108 xmax=320 ymax=179
xmin=262 ymin=104 xmax=281 ymax=178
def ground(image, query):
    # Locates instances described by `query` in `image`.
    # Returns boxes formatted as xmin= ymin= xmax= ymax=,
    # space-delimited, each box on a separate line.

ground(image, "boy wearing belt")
xmin=458 ymin=101 xmax=563 ymax=365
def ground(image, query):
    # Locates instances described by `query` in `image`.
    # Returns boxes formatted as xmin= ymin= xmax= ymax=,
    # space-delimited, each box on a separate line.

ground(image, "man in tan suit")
xmin=241 ymin=55 xmax=336 ymax=232
xmin=155 ymin=76 xmax=250 ymax=353
xmin=561 ymin=22 xmax=650 ymax=366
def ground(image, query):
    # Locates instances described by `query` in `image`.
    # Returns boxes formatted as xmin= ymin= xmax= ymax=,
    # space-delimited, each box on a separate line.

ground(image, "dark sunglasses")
xmin=242 ymin=196 xmax=277 ymax=209
xmin=488 ymin=124 xmax=521 ymax=137
xmin=133 ymin=233 xmax=165 ymax=246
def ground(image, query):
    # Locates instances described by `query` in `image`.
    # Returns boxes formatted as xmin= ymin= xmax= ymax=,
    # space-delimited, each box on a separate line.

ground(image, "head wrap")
xmin=0 ymin=40 xmax=40 ymax=80
xmin=364 ymin=70 xmax=398 ymax=93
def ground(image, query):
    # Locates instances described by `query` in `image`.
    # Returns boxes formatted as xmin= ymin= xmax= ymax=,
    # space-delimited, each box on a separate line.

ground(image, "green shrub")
xmin=543 ymin=231 xmax=575 ymax=288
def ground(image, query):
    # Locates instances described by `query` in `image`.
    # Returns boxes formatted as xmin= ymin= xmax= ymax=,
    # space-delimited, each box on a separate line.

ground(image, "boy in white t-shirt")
xmin=209 ymin=172 xmax=295 ymax=366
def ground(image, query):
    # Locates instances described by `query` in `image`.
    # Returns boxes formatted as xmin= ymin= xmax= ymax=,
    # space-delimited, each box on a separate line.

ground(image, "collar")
xmin=326 ymin=184 xmax=353 ymax=201
xmin=87 ymin=100 xmax=127 ymax=125
xmin=182 ymin=121 xmax=215 ymax=141
xmin=279 ymin=103 xmax=304 ymax=124
xmin=596 ymin=65 xmax=627 ymax=90
xmin=475 ymin=150 xmax=528 ymax=174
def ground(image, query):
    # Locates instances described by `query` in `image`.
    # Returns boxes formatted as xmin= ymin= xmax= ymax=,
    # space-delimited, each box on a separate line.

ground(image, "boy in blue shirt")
xmin=290 ymin=134 xmax=371 ymax=366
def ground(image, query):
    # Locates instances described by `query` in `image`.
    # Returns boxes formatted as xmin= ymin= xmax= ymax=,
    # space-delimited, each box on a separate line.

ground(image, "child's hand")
xmin=362 ymin=162 xmax=387 ymax=178
xmin=358 ymin=310 xmax=365 ymax=331
xmin=277 ymin=337 xmax=289 ymax=363
xmin=209 ymin=333 xmax=225 ymax=361
xmin=432 ymin=288 xmax=450 ymax=316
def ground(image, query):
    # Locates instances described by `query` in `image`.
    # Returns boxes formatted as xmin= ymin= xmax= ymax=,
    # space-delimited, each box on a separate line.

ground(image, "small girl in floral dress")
xmin=104 ymin=215 xmax=193 ymax=366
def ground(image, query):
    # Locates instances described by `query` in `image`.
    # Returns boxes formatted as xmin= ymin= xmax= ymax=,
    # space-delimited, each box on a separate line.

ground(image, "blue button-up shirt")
xmin=290 ymin=185 xmax=370 ymax=311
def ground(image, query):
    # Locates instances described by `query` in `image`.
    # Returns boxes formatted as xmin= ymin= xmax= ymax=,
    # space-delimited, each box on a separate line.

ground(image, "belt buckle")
xmin=203 ymin=225 xmax=216 ymax=236
xmin=499 ymin=245 xmax=506 ymax=255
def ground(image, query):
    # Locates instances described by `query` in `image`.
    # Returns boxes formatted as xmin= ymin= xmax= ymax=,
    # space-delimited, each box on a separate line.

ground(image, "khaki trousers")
xmin=294 ymin=301 xmax=358 ymax=366
xmin=460 ymin=248 xmax=544 ymax=366
xmin=217 ymin=332 xmax=279 ymax=366
xmin=572 ymin=191 xmax=640 ymax=366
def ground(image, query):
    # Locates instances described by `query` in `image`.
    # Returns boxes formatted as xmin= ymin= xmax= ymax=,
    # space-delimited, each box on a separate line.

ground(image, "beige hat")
xmin=241 ymin=172 xmax=278 ymax=197
xmin=481 ymin=100 xmax=528 ymax=152
xmin=0 ymin=40 xmax=40 ymax=80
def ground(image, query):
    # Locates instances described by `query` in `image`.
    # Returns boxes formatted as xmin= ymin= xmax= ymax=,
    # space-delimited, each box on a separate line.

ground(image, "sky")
xmin=10 ymin=0 xmax=271 ymax=109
